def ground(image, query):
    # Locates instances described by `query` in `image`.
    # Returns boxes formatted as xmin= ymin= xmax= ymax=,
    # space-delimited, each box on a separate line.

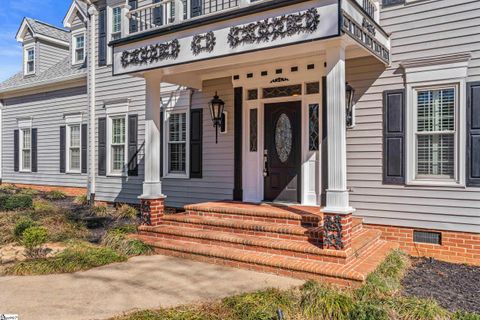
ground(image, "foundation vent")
xmin=413 ymin=231 xmax=441 ymax=245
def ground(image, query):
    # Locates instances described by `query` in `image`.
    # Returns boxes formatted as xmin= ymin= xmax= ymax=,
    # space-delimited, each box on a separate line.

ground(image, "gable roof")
xmin=16 ymin=18 xmax=70 ymax=46
xmin=63 ymin=0 xmax=88 ymax=28
xmin=0 ymin=56 xmax=86 ymax=95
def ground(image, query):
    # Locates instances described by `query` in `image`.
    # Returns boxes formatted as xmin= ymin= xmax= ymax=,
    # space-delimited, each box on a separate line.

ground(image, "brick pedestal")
xmin=323 ymin=213 xmax=352 ymax=250
xmin=140 ymin=197 xmax=165 ymax=226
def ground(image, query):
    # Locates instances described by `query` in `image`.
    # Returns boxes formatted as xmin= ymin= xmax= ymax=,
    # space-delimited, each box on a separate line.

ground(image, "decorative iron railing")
xmin=362 ymin=0 xmax=376 ymax=19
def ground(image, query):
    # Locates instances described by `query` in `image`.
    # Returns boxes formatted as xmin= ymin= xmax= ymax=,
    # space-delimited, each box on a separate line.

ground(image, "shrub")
xmin=0 ymin=212 xmax=20 ymax=245
xmin=5 ymin=242 xmax=127 ymax=276
xmin=395 ymin=297 xmax=450 ymax=320
xmin=0 ymin=184 xmax=17 ymax=194
xmin=300 ymin=281 xmax=354 ymax=320
xmin=40 ymin=214 xmax=88 ymax=242
xmin=22 ymin=226 xmax=48 ymax=258
xmin=0 ymin=194 xmax=33 ymax=211
xmin=45 ymin=190 xmax=67 ymax=200
xmin=13 ymin=218 xmax=36 ymax=239
xmin=223 ymin=288 xmax=295 ymax=320
xmin=19 ymin=188 xmax=40 ymax=197
xmin=101 ymin=227 xmax=152 ymax=256
xmin=74 ymin=194 xmax=88 ymax=206
xmin=33 ymin=199 xmax=59 ymax=214
xmin=114 ymin=204 xmax=138 ymax=219
xmin=92 ymin=204 xmax=108 ymax=217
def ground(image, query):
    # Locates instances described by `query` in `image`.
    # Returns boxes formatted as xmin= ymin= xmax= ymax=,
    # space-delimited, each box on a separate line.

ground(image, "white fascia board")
xmin=16 ymin=18 xmax=31 ymax=42
xmin=0 ymin=73 xmax=87 ymax=96
xmin=64 ymin=1 xmax=88 ymax=28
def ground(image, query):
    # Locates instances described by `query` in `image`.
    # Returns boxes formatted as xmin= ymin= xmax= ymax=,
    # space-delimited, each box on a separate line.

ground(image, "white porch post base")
xmin=322 ymin=190 xmax=355 ymax=215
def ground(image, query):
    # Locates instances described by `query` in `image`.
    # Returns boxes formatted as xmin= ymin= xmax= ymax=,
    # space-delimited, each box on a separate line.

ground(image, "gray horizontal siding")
xmin=37 ymin=40 xmax=69 ymax=73
xmin=346 ymin=0 xmax=480 ymax=233
xmin=2 ymin=86 xmax=88 ymax=188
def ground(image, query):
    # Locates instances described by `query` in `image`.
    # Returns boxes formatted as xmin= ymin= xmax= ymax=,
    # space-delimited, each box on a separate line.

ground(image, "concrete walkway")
xmin=0 ymin=255 xmax=303 ymax=320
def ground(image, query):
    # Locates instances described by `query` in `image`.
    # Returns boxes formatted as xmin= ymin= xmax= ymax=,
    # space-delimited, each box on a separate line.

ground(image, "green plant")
xmin=223 ymin=288 xmax=295 ymax=320
xmin=300 ymin=281 xmax=354 ymax=320
xmin=33 ymin=199 xmax=59 ymax=214
xmin=453 ymin=311 xmax=480 ymax=320
xmin=5 ymin=242 xmax=127 ymax=276
xmin=92 ymin=204 xmax=109 ymax=217
xmin=74 ymin=194 xmax=89 ymax=206
xmin=13 ymin=218 xmax=36 ymax=239
xmin=101 ymin=227 xmax=152 ymax=256
xmin=21 ymin=226 xmax=48 ymax=258
xmin=19 ymin=188 xmax=40 ymax=196
xmin=0 ymin=194 xmax=33 ymax=211
xmin=45 ymin=190 xmax=67 ymax=200
xmin=114 ymin=204 xmax=138 ymax=219
xmin=395 ymin=297 xmax=450 ymax=320
xmin=0 ymin=184 xmax=17 ymax=193
xmin=0 ymin=212 xmax=20 ymax=245
xmin=40 ymin=214 xmax=88 ymax=242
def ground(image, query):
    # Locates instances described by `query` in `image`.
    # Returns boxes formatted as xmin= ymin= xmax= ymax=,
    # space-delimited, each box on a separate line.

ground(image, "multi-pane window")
xmin=68 ymin=125 xmax=81 ymax=172
xmin=112 ymin=7 xmax=122 ymax=40
xmin=111 ymin=117 xmax=126 ymax=173
xmin=25 ymin=48 xmax=35 ymax=74
xmin=168 ymin=113 xmax=187 ymax=174
xmin=415 ymin=87 xmax=456 ymax=180
xmin=21 ymin=129 xmax=31 ymax=171
xmin=73 ymin=34 xmax=85 ymax=64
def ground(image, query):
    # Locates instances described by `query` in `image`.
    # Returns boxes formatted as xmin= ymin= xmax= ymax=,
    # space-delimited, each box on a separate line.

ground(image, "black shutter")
xmin=383 ymin=89 xmax=406 ymax=185
xmin=31 ymin=128 xmax=38 ymax=173
xmin=98 ymin=8 xmax=107 ymax=66
xmin=128 ymin=114 xmax=138 ymax=176
xmin=81 ymin=124 xmax=88 ymax=174
xmin=233 ymin=87 xmax=243 ymax=200
xmin=128 ymin=0 xmax=138 ymax=33
xmin=14 ymin=130 xmax=19 ymax=172
xmin=467 ymin=82 xmax=480 ymax=187
xmin=60 ymin=126 xmax=66 ymax=173
xmin=190 ymin=109 xmax=203 ymax=179
xmin=160 ymin=111 xmax=164 ymax=178
xmin=153 ymin=0 xmax=163 ymax=26
xmin=191 ymin=0 xmax=202 ymax=17
xmin=98 ymin=118 xmax=107 ymax=176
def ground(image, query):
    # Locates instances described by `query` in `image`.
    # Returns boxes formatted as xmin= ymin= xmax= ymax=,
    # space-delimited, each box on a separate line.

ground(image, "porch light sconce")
xmin=346 ymin=82 xmax=355 ymax=128
xmin=209 ymin=92 xmax=225 ymax=144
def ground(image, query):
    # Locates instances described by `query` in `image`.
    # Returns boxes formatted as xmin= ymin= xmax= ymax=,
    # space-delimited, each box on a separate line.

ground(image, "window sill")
xmin=163 ymin=173 xmax=189 ymax=180
xmin=66 ymin=171 xmax=82 ymax=175
xmin=406 ymin=180 xmax=465 ymax=188
xmin=107 ymin=172 xmax=127 ymax=178
xmin=72 ymin=61 xmax=85 ymax=66
xmin=19 ymin=170 xmax=32 ymax=173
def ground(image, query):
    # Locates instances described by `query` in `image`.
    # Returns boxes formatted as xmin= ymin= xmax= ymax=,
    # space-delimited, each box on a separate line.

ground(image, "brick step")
xmin=139 ymin=225 xmax=382 ymax=264
xmin=184 ymin=202 xmax=321 ymax=226
xmin=157 ymin=215 xmax=321 ymax=241
xmin=352 ymin=217 xmax=364 ymax=236
xmin=136 ymin=234 xmax=399 ymax=286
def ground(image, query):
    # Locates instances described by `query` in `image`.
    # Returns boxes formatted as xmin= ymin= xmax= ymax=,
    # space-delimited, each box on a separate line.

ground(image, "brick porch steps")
xmin=138 ymin=225 xmax=382 ymax=264
xmin=159 ymin=215 xmax=321 ymax=241
xmin=136 ymin=234 xmax=399 ymax=286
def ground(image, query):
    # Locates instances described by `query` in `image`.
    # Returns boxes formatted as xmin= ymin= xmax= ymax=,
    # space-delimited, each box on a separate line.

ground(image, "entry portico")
xmin=111 ymin=0 xmax=390 ymax=253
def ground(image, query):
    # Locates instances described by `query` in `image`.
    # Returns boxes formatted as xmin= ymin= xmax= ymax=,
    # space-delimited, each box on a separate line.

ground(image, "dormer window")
xmin=24 ymin=45 xmax=35 ymax=75
xmin=111 ymin=7 xmax=122 ymax=40
xmin=72 ymin=32 xmax=86 ymax=64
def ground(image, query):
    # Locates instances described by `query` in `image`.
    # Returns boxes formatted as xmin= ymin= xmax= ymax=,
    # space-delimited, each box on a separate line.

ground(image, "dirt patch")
xmin=402 ymin=257 xmax=480 ymax=313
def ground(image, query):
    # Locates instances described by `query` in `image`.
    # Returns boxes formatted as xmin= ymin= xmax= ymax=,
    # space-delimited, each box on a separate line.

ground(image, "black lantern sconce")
xmin=209 ymin=92 xmax=225 ymax=144
xmin=346 ymin=82 xmax=355 ymax=128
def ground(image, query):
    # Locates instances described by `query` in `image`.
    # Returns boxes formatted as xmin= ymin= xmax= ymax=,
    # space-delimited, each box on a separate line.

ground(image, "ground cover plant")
xmin=0 ymin=185 xmax=148 ymax=275
xmin=112 ymin=251 xmax=480 ymax=320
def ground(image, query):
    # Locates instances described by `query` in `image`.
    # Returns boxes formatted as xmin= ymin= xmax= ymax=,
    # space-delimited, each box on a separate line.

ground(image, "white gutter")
xmin=87 ymin=3 xmax=98 ymax=201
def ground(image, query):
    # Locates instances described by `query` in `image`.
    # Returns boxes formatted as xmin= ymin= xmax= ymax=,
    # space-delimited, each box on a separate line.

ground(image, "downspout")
xmin=0 ymin=99 xmax=3 ymax=184
xmin=87 ymin=3 xmax=98 ymax=203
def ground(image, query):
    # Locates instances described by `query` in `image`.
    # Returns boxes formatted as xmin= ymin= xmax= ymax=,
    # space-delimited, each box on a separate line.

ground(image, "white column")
xmin=239 ymin=0 xmax=251 ymax=7
xmin=141 ymin=73 xmax=165 ymax=199
xmin=174 ymin=0 xmax=185 ymax=22
xmin=87 ymin=5 xmax=98 ymax=198
xmin=322 ymin=44 xmax=354 ymax=214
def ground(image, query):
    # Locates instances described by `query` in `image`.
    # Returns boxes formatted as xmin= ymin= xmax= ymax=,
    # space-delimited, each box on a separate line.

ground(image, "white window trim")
xmin=107 ymin=113 xmax=128 ymax=177
xmin=106 ymin=4 xmax=128 ymax=65
xmin=24 ymin=44 xmax=35 ymax=76
xmin=66 ymin=123 xmax=82 ymax=174
xmin=19 ymin=128 xmax=32 ymax=173
xmin=163 ymin=108 xmax=190 ymax=179
xmin=406 ymin=81 xmax=466 ymax=187
xmin=71 ymin=29 xmax=86 ymax=65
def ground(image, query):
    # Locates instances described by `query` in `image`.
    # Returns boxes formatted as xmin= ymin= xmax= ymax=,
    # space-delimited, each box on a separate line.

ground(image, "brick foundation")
xmin=322 ymin=213 xmax=353 ymax=250
xmin=8 ymin=183 xmax=87 ymax=197
xmin=364 ymin=224 xmax=480 ymax=266
xmin=140 ymin=197 xmax=165 ymax=226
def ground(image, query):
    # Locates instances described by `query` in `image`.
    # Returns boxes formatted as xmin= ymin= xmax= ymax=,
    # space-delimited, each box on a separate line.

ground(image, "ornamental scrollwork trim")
xmin=228 ymin=8 xmax=320 ymax=49
xmin=140 ymin=201 xmax=152 ymax=226
xmin=191 ymin=31 xmax=216 ymax=55
xmin=121 ymin=39 xmax=180 ymax=68
xmin=323 ymin=215 xmax=344 ymax=250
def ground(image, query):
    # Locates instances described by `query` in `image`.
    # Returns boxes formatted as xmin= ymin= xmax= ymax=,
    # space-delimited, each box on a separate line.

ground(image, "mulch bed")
xmin=402 ymin=257 xmax=480 ymax=313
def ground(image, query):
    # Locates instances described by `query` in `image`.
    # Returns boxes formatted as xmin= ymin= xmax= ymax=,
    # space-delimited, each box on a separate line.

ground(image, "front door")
xmin=264 ymin=101 xmax=302 ymax=203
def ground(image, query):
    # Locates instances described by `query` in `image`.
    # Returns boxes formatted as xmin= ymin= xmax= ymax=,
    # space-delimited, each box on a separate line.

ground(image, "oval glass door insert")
xmin=275 ymin=113 xmax=293 ymax=163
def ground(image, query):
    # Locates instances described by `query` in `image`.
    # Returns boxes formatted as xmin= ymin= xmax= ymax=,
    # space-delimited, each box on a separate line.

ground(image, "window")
xmin=24 ymin=46 xmax=35 ymax=75
xmin=67 ymin=124 xmax=81 ymax=172
xmin=111 ymin=7 xmax=122 ymax=40
xmin=110 ymin=116 xmax=126 ymax=174
xmin=166 ymin=112 xmax=188 ymax=177
xmin=73 ymin=33 xmax=85 ymax=64
xmin=21 ymin=128 xmax=32 ymax=171
xmin=414 ymin=87 xmax=456 ymax=180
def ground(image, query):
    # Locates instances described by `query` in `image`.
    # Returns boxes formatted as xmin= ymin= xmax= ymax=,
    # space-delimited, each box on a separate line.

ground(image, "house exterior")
xmin=1 ymin=0 xmax=479 ymax=281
